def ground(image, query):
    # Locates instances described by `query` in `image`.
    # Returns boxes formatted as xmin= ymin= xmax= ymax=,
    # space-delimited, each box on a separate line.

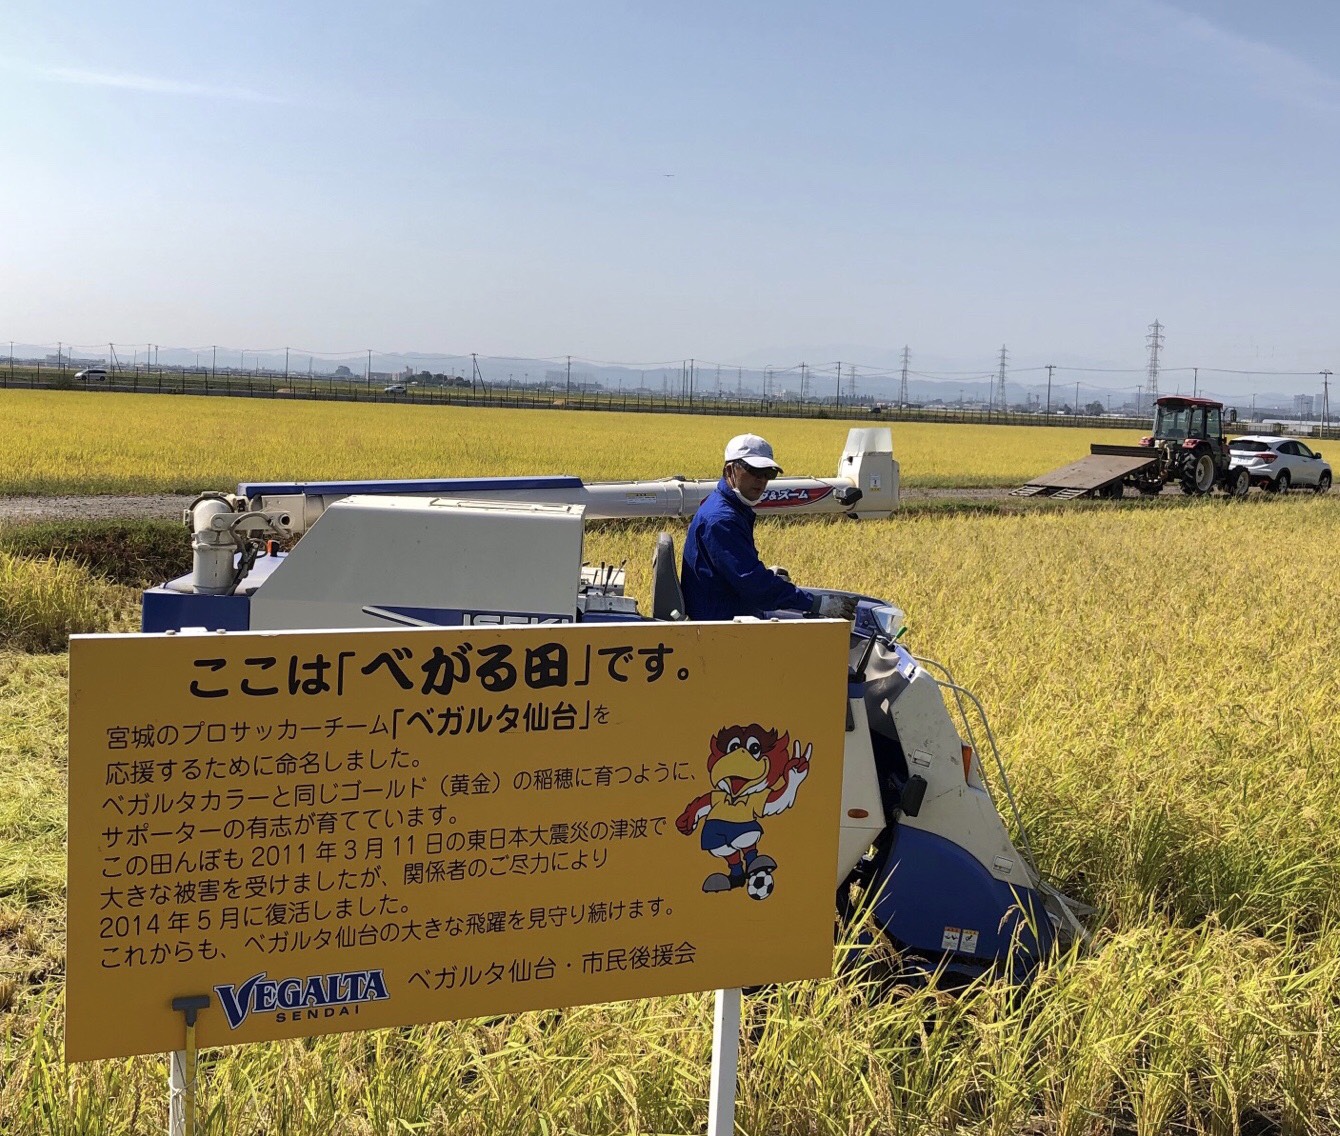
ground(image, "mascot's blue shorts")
xmin=700 ymin=819 xmax=763 ymax=853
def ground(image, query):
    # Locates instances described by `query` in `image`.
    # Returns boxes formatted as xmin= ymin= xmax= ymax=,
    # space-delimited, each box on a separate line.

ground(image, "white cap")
xmin=724 ymin=433 xmax=782 ymax=474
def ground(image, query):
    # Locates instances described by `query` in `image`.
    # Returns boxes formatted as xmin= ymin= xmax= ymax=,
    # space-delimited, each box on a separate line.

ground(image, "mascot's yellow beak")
xmin=714 ymin=748 xmax=767 ymax=798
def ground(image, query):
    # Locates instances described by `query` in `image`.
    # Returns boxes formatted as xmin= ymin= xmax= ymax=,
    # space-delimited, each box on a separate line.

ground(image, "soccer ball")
xmin=745 ymin=870 xmax=774 ymax=901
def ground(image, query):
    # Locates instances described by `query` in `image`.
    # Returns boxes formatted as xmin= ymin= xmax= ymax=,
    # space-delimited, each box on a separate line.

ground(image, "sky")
xmin=4 ymin=0 xmax=1340 ymax=395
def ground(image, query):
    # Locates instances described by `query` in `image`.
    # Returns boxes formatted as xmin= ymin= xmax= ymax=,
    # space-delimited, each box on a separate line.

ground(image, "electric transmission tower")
xmin=1146 ymin=319 xmax=1164 ymax=402
xmin=995 ymin=345 xmax=1008 ymax=411
xmin=899 ymin=346 xmax=910 ymax=406
xmin=848 ymin=364 xmax=858 ymax=404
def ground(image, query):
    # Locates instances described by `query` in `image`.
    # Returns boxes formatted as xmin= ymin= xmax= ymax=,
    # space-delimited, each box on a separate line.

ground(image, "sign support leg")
xmin=169 ymin=994 xmax=210 ymax=1136
xmin=707 ymin=987 xmax=741 ymax=1136
xmin=169 ymin=1049 xmax=186 ymax=1136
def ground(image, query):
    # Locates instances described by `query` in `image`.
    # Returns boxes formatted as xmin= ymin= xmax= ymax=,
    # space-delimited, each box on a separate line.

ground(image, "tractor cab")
xmin=1152 ymin=397 xmax=1225 ymax=445
xmin=1143 ymin=396 xmax=1237 ymax=495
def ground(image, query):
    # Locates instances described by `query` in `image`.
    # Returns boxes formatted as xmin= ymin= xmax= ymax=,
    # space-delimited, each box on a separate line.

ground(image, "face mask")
xmin=733 ymin=485 xmax=763 ymax=507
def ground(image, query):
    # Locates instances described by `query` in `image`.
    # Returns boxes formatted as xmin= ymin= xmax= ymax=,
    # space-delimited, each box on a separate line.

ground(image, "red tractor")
xmin=1129 ymin=396 xmax=1248 ymax=497
xmin=1015 ymin=396 xmax=1250 ymax=500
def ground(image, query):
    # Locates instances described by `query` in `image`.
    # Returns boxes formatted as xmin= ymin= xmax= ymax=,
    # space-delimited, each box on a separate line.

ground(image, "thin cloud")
xmin=36 ymin=65 xmax=286 ymax=104
xmin=1140 ymin=1 xmax=1340 ymax=115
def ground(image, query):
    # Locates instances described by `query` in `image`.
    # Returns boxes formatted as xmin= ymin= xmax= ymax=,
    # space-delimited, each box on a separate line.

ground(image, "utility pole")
xmin=1146 ymin=319 xmax=1164 ymax=402
xmin=995 ymin=345 xmax=1008 ymax=412
xmin=689 ymin=358 xmax=695 ymax=405
xmin=566 ymin=355 xmax=572 ymax=400
xmin=715 ymin=363 xmax=721 ymax=397
xmin=899 ymin=346 xmax=910 ymax=407
xmin=1322 ymin=370 xmax=1332 ymax=432
xmin=1075 ymin=380 xmax=1081 ymax=412
xmin=1045 ymin=364 xmax=1055 ymax=415
xmin=211 ymin=345 xmax=216 ymax=383
xmin=1192 ymin=366 xmax=1198 ymax=397
xmin=284 ymin=347 xmax=289 ymax=383
xmin=834 ymin=362 xmax=841 ymax=410
xmin=367 ymin=349 xmax=372 ymax=389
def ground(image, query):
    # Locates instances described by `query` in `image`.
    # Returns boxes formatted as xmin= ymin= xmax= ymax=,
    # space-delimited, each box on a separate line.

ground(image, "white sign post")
xmin=707 ymin=987 xmax=742 ymax=1135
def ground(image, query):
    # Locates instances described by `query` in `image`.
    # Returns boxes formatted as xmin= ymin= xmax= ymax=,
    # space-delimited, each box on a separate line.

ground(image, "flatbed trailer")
xmin=1012 ymin=444 xmax=1158 ymax=500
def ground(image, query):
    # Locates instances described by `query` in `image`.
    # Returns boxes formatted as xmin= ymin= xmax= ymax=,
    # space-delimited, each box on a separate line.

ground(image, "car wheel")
xmin=1317 ymin=471 xmax=1332 ymax=495
xmin=1270 ymin=470 xmax=1291 ymax=494
xmin=1226 ymin=466 xmax=1250 ymax=498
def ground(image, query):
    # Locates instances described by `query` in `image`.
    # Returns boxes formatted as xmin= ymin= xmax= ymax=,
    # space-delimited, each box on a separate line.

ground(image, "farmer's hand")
xmin=816 ymin=593 xmax=857 ymax=620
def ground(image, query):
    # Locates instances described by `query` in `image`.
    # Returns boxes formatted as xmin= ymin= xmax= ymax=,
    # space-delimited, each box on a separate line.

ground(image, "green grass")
xmin=0 ymin=521 xmax=190 ymax=587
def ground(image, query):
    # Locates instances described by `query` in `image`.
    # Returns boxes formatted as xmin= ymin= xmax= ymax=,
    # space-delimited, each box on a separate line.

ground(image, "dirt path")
xmin=0 ymin=494 xmax=198 ymax=522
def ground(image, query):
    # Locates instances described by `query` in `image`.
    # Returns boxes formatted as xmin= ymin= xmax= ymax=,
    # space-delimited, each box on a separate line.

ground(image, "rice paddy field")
xmin=0 ymin=388 xmax=1142 ymax=492
xmin=3 ymin=390 xmax=1340 ymax=1134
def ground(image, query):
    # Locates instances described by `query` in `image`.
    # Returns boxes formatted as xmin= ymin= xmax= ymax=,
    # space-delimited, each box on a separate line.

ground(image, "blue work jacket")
xmin=681 ymin=479 xmax=816 ymax=620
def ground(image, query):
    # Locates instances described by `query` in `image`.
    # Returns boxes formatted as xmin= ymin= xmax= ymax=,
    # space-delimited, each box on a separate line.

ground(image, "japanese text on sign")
xmin=67 ymin=621 xmax=848 ymax=1062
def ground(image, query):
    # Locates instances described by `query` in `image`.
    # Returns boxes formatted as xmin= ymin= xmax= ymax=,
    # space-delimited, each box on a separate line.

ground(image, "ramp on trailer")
xmin=1013 ymin=445 xmax=1158 ymax=499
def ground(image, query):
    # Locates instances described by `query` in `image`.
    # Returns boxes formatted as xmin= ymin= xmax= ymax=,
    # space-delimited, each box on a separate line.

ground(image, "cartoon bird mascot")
xmin=675 ymin=724 xmax=811 ymax=894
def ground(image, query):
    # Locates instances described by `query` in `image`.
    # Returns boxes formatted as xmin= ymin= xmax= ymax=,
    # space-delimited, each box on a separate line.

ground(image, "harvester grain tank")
xmin=143 ymin=428 xmax=1086 ymax=980
xmin=1014 ymin=396 xmax=1250 ymax=500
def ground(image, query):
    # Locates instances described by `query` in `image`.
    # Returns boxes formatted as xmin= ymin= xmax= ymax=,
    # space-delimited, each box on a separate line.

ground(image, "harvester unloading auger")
xmin=143 ymin=427 xmax=1088 ymax=981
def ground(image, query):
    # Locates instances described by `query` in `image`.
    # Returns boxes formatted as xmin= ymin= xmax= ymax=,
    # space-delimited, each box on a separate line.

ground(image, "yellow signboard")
xmin=67 ymin=620 xmax=848 ymax=1062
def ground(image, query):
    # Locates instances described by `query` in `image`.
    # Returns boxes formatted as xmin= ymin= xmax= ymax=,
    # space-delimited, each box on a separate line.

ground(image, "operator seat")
xmin=651 ymin=532 xmax=688 ymax=621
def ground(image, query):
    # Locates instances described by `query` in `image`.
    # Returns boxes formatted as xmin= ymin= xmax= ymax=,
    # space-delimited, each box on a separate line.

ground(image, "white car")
xmin=75 ymin=367 xmax=108 ymax=382
xmin=1229 ymin=435 xmax=1331 ymax=494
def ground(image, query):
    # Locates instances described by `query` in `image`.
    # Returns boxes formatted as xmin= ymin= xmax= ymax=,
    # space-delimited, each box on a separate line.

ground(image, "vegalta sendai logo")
xmin=214 ymin=969 xmax=390 ymax=1029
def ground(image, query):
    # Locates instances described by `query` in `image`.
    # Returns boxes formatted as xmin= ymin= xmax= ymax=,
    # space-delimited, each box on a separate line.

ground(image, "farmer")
xmin=681 ymin=433 xmax=858 ymax=621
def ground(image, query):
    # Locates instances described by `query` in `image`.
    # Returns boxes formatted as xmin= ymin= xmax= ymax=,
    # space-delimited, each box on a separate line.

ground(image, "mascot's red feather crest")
xmin=707 ymin=724 xmax=792 ymax=786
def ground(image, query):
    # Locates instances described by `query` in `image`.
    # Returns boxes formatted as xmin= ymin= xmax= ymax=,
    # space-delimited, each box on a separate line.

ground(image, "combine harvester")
xmin=1014 ymin=396 xmax=1250 ymax=500
xmin=143 ymin=427 xmax=1085 ymax=981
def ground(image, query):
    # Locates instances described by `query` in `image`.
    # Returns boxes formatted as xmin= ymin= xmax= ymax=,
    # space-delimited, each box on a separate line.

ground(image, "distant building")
xmin=1294 ymin=394 xmax=1315 ymax=418
xmin=545 ymin=368 xmax=595 ymax=390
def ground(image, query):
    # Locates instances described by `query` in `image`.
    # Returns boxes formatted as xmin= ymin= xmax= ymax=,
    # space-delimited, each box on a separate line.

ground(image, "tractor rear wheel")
xmin=1182 ymin=452 xmax=1215 ymax=495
